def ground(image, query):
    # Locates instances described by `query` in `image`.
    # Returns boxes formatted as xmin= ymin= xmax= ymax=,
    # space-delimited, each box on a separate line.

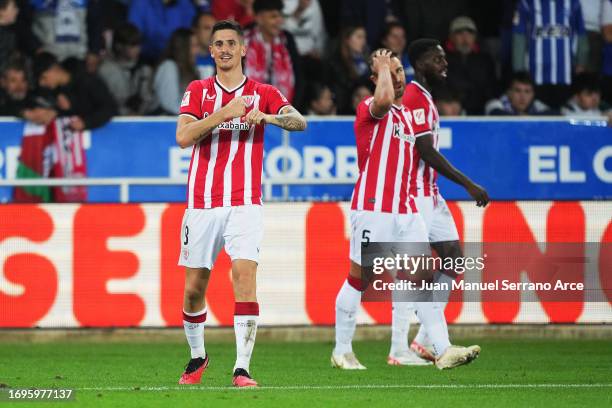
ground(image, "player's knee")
xmin=184 ymin=283 xmax=205 ymax=306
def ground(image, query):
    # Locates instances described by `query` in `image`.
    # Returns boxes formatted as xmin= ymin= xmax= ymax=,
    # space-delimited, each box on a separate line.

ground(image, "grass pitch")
xmin=0 ymin=338 xmax=610 ymax=407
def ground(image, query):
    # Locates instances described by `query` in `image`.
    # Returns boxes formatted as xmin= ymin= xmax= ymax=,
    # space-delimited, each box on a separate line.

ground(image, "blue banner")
xmin=0 ymin=117 xmax=609 ymax=202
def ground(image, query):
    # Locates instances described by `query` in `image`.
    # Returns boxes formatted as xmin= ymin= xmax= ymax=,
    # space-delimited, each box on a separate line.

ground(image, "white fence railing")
xmin=0 ymin=177 xmax=357 ymax=203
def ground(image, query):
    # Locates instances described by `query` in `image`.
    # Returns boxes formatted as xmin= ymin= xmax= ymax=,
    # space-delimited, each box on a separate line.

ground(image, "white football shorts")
xmin=349 ymin=210 xmax=430 ymax=266
xmin=414 ymin=194 xmax=459 ymax=243
xmin=178 ymin=205 xmax=263 ymax=269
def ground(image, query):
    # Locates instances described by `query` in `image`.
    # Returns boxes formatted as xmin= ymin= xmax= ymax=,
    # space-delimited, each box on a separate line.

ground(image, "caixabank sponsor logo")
xmin=217 ymin=121 xmax=250 ymax=131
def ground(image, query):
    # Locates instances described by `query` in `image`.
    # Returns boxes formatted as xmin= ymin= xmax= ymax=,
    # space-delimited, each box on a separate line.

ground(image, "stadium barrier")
xmin=1 ymin=201 xmax=610 ymax=328
xmin=0 ymin=117 xmax=610 ymax=202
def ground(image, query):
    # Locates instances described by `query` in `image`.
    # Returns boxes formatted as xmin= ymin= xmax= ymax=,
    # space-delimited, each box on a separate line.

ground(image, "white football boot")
xmin=387 ymin=349 xmax=432 ymax=366
xmin=331 ymin=352 xmax=367 ymax=370
xmin=435 ymin=345 xmax=481 ymax=370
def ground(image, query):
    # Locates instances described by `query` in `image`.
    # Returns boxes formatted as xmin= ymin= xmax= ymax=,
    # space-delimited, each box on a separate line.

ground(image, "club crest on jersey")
xmin=413 ymin=108 xmax=426 ymax=125
xmin=243 ymin=95 xmax=255 ymax=107
xmin=181 ymin=91 xmax=191 ymax=107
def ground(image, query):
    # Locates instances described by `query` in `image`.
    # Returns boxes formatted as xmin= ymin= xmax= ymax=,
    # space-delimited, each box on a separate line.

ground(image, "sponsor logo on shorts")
xmin=182 ymin=248 xmax=189 ymax=259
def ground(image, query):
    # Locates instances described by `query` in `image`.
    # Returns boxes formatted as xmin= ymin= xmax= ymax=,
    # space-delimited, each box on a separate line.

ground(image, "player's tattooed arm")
xmin=269 ymin=106 xmax=307 ymax=131
xmin=245 ymin=105 xmax=307 ymax=131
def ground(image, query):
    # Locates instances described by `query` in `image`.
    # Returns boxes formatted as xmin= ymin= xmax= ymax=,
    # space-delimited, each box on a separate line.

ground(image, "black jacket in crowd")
xmin=52 ymin=59 xmax=117 ymax=129
xmin=445 ymin=48 xmax=498 ymax=115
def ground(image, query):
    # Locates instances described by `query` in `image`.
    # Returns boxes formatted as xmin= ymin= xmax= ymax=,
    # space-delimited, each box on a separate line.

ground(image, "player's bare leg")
xmin=179 ymin=267 xmax=211 ymax=384
xmin=231 ymin=259 xmax=259 ymax=387
xmin=332 ymin=261 xmax=367 ymax=369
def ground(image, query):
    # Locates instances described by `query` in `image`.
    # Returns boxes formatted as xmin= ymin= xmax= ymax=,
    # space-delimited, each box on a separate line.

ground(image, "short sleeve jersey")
xmin=402 ymin=81 xmax=440 ymax=198
xmin=180 ymin=76 xmax=290 ymax=208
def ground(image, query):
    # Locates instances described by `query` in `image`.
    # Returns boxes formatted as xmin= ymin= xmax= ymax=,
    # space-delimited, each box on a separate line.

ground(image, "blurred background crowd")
xmin=1 ymin=0 xmax=611 ymax=131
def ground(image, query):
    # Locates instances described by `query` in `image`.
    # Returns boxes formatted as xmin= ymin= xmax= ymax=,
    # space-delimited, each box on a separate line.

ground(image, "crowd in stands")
xmin=1 ymin=0 xmax=612 ymax=130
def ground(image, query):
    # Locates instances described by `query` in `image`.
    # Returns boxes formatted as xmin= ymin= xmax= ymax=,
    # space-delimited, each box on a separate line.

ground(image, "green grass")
xmin=0 ymin=339 xmax=611 ymax=407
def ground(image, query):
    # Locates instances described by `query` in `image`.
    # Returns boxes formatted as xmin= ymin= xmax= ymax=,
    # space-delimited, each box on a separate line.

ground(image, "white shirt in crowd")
xmin=283 ymin=0 xmax=327 ymax=56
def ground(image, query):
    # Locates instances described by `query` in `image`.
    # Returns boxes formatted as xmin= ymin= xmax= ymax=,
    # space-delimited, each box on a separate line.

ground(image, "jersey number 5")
xmin=362 ymin=229 xmax=370 ymax=246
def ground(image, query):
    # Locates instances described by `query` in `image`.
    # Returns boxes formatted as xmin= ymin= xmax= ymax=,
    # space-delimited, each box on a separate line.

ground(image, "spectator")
xmin=0 ymin=61 xmax=30 ymax=116
xmin=98 ymin=22 xmax=157 ymax=116
xmin=579 ymin=0 xmax=607 ymax=73
xmin=349 ymin=82 xmax=372 ymax=115
xmin=192 ymin=0 xmax=212 ymax=13
xmin=30 ymin=0 xmax=103 ymax=72
xmin=0 ymin=0 xmax=41 ymax=72
xmin=499 ymin=0 xmax=520 ymax=85
xmin=283 ymin=0 xmax=327 ymax=58
xmin=340 ymin=0 xmax=402 ymax=50
xmin=602 ymin=0 xmax=612 ymax=104
xmin=444 ymin=16 xmax=497 ymax=114
xmin=512 ymin=0 xmax=589 ymax=109
xmin=328 ymin=25 xmax=369 ymax=114
xmin=128 ymin=0 xmax=197 ymax=63
xmin=153 ymin=28 xmax=198 ymax=115
xmin=305 ymin=82 xmax=336 ymax=115
xmin=212 ymin=0 xmax=255 ymax=28
xmin=32 ymin=52 xmax=116 ymax=129
xmin=435 ymin=86 xmax=465 ymax=116
xmin=561 ymin=73 xmax=610 ymax=117
xmin=244 ymin=0 xmax=303 ymax=107
xmin=380 ymin=21 xmax=414 ymax=82
xmin=283 ymin=0 xmax=327 ymax=86
xmin=485 ymin=71 xmax=554 ymax=115
xmin=193 ymin=12 xmax=216 ymax=79
xmin=399 ymin=0 xmax=470 ymax=43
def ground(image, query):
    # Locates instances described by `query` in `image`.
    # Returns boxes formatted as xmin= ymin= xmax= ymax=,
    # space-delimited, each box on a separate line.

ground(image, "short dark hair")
xmin=112 ymin=22 xmax=141 ymax=52
xmin=211 ymin=19 xmax=244 ymax=40
xmin=253 ymin=0 xmax=283 ymax=14
xmin=192 ymin=11 xmax=215 ymax=28
xmin=367 ymin=48 xmax=400 ymax=70
xmin=571 ymin=73 xmax=600 ymax=95
xmin=407 ymin=38 xmax=441 ymax=67
xmin=0 ymin=0 xmax=15 ymax=10
xmin=508 ymin=71 xmax=534 ymax=89
xmin=380 ymin=22 xmax=405 ymax=44
xmin=1 ymin=60 xmax=26 ymax=78
xmin=306 ymin=82 xmax=331 ymax=105
xmin=32 ymin=52 xmax=60 ymax=80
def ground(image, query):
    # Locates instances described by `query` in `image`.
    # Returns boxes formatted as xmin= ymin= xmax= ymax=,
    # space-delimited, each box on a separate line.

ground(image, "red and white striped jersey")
xmin=350 ymin=97 xmax=418 ymax=214
xmin=402 ymin=80 xmax=440 ymax=197
xmin=179 ymin=76 xmax=290 ymax=209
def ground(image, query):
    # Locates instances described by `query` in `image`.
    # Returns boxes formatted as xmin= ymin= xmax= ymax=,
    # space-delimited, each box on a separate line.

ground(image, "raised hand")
xmin=245 ymin=108 xmax=268 ymax=126
xmin=371 ymin=49 xmax=392 ymax=73
xmin=223 ymin=97 xmax=248 ymax=119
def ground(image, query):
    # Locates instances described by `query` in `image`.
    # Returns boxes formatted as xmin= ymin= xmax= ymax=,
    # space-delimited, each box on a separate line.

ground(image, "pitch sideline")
xmin=77 ymin=384 xmax=612 ymax=392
